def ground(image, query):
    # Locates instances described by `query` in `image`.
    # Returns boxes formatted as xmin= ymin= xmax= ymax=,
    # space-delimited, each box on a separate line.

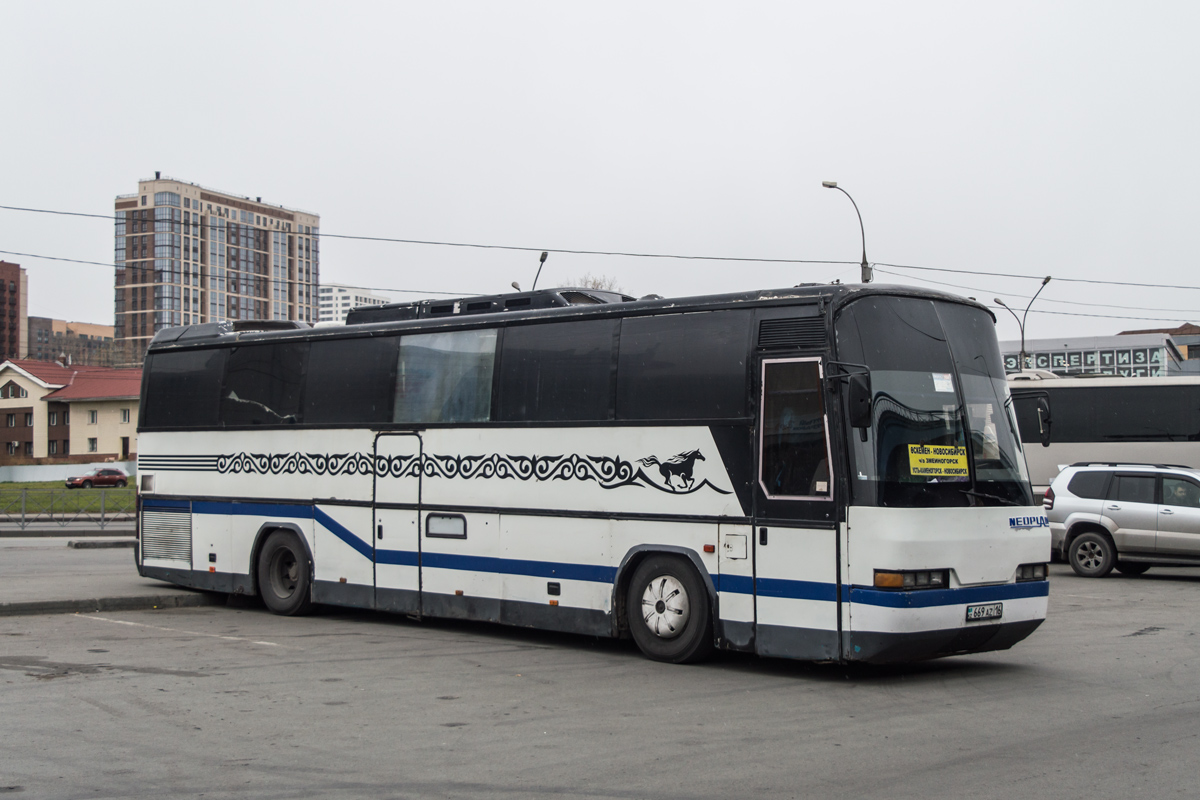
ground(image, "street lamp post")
xmin=995 ymin=276 xmax=1052 ymax=371
xmin=531 ymin=251 xmax=549 ymax=291
xmin=822 ymin=181 xmax=872 ymax=283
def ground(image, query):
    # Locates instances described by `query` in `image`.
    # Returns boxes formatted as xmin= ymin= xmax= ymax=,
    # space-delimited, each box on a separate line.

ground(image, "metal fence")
xmin=0 ymin=489 xmax=135 ymax=530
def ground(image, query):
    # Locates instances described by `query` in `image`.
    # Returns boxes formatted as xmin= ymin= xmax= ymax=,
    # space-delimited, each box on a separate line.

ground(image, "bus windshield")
xmin=836 ymin=296 xmax=1033 ymax=508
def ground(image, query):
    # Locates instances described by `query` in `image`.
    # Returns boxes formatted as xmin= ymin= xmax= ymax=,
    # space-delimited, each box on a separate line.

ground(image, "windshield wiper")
xmin=960 ymin=488 xmax=1020 ymax=507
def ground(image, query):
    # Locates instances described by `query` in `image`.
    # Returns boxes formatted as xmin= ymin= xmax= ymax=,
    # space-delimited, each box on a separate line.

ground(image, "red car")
xmin=65 ymin=468 xmax=129 ymax=489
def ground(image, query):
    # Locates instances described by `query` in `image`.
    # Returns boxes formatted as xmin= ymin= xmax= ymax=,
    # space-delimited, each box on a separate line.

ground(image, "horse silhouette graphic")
xmin=638 ymin=450 xmax=705 ymax=492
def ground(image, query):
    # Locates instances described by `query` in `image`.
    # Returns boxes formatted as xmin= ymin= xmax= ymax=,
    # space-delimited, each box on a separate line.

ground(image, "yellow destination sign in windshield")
xmin=907 ymin=444 xmax=968 ymax=477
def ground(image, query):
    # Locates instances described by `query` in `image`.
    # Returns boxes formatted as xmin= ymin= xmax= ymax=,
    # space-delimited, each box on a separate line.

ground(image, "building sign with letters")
xmin=1004 ymin=346 xmax=1170 ymax=377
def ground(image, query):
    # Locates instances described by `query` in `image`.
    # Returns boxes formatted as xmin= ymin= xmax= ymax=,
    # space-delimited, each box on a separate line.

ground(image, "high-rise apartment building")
xmin=114 ymin=174 xmax=319 ymax=360
xmin=317 ymin=283 xmax=391 ymax=323
xmin=0 ymin=262 xmax=29 ymax=361
xmin=28 ymin=318 xmax=116 ymax=366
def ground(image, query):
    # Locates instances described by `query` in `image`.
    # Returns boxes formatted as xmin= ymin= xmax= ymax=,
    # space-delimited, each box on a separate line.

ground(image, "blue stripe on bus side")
xmin=717 ymin=576 xmax=1050 ymax=609
xmin=422 ymin=552 xmax=618 ymax=584
xmin=375 ymin=548 xmax=420 ymax=567
xmin=176 ymin=501 xmax=1047 ymax=606
xmin=193 ymin=501 xmax=315 ymax=519
xmin=850 ymin=581 xmax=1049 ymax=608
xmin=141 ymin=498 xmax=191 ymax=511
xmin=713 ymin=574 xmax=837 ymax=602
xmin=312 ymin=506 xmax=375 ymax=561
xmin=185 ymin=501 xmax=607 ymax=581
xmin=714 ymin=574 xmax=754 ymax=595
xmin=755 ymin=578 xmax=840 ymax=602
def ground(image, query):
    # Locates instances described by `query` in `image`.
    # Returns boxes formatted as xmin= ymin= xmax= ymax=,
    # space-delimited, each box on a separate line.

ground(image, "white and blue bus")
xmin=135 ymin=284 xmax=1049 ymax=664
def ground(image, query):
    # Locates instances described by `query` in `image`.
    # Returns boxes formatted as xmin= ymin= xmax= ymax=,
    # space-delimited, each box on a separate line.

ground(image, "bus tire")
xmin=257 ymin=530 xmax=314 ymax=616
xmin=626 ymin=555 xmax=713 ymax=664
xmin=1115 ymin=561 xmax=1151 ymax=576
xmin=1068 ymin=531 xmax=1116 ymax=578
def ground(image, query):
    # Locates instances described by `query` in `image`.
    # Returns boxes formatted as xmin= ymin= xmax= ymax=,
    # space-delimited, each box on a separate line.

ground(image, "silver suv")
xmin=1046 ymin=462 xmax=1200 ymax=577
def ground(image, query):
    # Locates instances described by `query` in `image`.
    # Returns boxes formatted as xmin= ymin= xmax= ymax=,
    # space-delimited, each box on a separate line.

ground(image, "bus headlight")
xmin=874 ymin=569 xmax=949 ymax=590
xmin=1016 ymin=563 xmax=1048 ymax=581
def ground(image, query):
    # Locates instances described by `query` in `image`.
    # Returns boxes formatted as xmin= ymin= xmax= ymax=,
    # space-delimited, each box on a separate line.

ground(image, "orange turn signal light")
xmin=874 ymin=571 xmax=905 ymax=588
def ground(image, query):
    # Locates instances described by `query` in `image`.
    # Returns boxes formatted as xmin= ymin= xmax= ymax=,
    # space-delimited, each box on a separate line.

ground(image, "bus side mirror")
xmin=1037 ymin=397 xmax=1052 ymax=447
xmin=848 ymin=374 xmax=872 ymax=429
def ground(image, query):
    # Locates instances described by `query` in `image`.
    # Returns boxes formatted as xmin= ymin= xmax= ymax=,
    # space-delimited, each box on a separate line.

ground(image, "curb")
xmin=68 ymin=539 xmax=136 ymax=549
xmin=0 ymin=592 xmax=225 ymax=617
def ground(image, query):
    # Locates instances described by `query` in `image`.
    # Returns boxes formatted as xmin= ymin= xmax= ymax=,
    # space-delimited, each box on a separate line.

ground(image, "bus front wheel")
xmin=1068 ymin=531 xmax=1116 ymax=578
xmin=626 ymin=555 xmax=713 ymax=664
xmin=257 ymin=531 xmax=315 ymax=616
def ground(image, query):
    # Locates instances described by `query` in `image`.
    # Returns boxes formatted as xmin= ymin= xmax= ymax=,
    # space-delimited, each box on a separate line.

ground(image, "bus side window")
xmin=304 ymin=336 xmax=398 ymax=425
xmin=615 ymin=310 xmax=751 ymax=421
xmin=142 ymin=348 xmax=227 ymax=428
xmin=495 ymin=319 xmax=617 ymax=421
xmin=220 ymin=343 xmax=308 ymax=426
xmin=760 ymin=360 xmax=831 ymax=499
xmin=394 ymin=329 xmax=498 ymax=424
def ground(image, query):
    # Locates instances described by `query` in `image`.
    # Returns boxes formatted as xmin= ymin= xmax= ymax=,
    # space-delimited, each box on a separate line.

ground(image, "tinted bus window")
xmin=304 ymin=336 xmax=399 ymax=425
xmin=616 ymin=310 xmax=751 ymax=420
xmin=221 ymin=343 xmax=308 ymax=426
xmin=394 ymin=329 xmax=497 ymax=424
xmin=760 ymin=359 xmax=830 ymax=498
xmin=142 ymin=348 xmax=228 ymax=428
xmin=496 ymin=320 xmax=617 ymax=421
xmin=1015 ymin=385 xmax=1200 ymax=444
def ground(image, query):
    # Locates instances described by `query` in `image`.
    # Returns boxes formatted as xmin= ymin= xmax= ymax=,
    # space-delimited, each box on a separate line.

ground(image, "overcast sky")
xmin=3 ymin=1 xmax=1198 ymax=342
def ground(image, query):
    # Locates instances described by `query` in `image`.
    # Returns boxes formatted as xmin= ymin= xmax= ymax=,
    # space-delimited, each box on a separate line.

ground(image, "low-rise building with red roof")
xmin=0 ymin=359 xmax=141 ymax=464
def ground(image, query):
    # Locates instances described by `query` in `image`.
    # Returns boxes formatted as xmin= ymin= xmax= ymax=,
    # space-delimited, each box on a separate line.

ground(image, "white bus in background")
xmin=135 ymin=284 xmax=1049 ymax=665
xmin=1009 ymin=372 xmax=1200 ymax=494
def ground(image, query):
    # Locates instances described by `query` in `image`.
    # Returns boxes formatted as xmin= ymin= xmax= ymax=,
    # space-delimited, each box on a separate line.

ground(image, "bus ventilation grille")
xmin=141 ymin=509 xmax=192 ymax=562
xmin=758 ymin=318 xmax=826 ymax=349
xmin=559 ymin=291 xmax=604 ymax=305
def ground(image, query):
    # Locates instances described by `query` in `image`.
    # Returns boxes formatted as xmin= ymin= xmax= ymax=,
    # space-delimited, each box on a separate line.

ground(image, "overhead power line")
xmin=0 ymin=250 xmax=468 ymax=297
xmin=876 ymin=262 xmax=1200 ymax=292
xmin=871 ymin=267 xmax=1200 ymax=317
xmin=0 ymin=203 xmax=854 ymax=267
xmin=4 ymin=203 xmax=1200 ymax=313
xmin=3 ymin=246 xmax=1186 ymax=325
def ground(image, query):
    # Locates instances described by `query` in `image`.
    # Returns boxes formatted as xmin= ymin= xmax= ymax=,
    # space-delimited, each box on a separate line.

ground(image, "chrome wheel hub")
xmin=640 ymin=575 xmax=689 ymax=638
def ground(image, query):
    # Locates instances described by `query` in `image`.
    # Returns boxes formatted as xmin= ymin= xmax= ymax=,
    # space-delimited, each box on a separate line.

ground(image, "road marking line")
xmin=72 ymin=614 xmax=287 ymax=648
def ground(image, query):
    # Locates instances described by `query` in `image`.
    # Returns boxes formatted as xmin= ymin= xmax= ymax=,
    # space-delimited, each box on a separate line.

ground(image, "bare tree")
xmin=565 ymin=273 xmax=624 ymax=293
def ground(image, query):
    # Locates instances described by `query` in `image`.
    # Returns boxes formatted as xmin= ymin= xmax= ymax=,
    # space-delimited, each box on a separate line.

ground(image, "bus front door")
xmin=754 ymin=356 xmax=841 ymax=660
xmin=374 ymin=433 xmax=423 ymax=615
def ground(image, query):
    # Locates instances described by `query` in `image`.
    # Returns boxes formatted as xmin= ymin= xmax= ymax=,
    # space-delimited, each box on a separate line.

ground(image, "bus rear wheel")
xmin=626 ymin=555 xmax=713 ymax=664
xmin=1068 ymin=531 xmax=1116 ymax=578
xmin=258 ymin=530 xmax=314 ymax=616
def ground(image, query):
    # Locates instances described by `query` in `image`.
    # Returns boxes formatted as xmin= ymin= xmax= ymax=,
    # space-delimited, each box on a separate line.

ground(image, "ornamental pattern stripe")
xmin=145 ymin=450 xmax=731 ymax=495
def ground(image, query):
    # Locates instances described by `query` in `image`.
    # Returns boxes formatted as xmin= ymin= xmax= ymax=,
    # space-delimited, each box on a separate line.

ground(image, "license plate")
xmin=966 ymin=602 xmax=1003 ymax=621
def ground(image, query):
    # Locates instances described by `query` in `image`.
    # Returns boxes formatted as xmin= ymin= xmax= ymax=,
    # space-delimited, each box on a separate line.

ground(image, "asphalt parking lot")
xmin=2 ymin=562 xmax=1198 ymax=800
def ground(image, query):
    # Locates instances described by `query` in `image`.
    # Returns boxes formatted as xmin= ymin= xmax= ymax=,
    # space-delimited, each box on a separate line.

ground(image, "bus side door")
xmin=374 ymin=432 xmax=423 ymax=614
xmin=754 ymin=357 xmax=841 ymax=660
